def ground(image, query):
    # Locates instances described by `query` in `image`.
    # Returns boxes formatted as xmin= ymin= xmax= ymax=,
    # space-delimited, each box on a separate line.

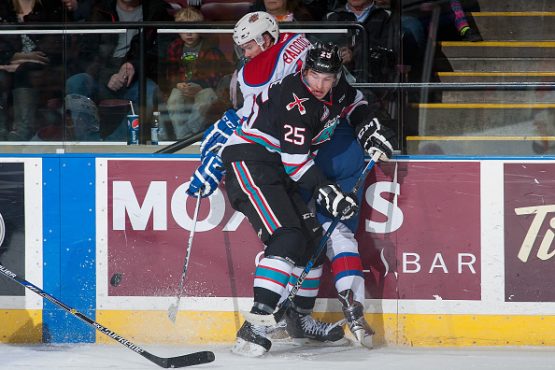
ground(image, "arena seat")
xmin=200 ymin=2 xmax=251 ymax=21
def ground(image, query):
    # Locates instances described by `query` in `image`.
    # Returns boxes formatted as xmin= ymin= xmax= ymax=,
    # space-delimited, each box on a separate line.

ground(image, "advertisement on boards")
xmin=0 ymin=162 xmax=25 ymax=296
xmin=351 ymin=161 xmax=481 ymax=301
xmin=106 ymin=160 xmax=481 ymax=301
xmin=505 ymin=163 xmax=555 ymax=302
xmin=107 ymin=159 xmax=261 ymax=297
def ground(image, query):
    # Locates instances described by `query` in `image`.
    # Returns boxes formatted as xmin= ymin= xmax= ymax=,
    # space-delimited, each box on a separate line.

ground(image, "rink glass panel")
xmin=0 ymin=12 xmax=551 ymax=155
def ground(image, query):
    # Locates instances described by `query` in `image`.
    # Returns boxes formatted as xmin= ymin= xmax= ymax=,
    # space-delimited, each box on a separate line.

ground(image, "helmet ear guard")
xmin=233 ymin=11 xmax=279 ymax=49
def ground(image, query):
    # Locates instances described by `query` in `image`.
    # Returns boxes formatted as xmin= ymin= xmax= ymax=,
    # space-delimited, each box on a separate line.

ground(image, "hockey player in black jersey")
xmin=221 ymin=42 xmax=396 ymax=357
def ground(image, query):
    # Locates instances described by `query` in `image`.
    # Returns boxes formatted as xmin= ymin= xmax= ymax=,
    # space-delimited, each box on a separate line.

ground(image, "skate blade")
xmin=353 ymin=330 xmax=373 ymax=349
xmin=291 ymin=336 xmax=351 ymax=347
xmin=231 ymin=338 xmax=269 ymax=357
xmin=271 ymin=336 xmax=303 ymax=346
xmin=266 ymin=327 xmax=292 ymax=341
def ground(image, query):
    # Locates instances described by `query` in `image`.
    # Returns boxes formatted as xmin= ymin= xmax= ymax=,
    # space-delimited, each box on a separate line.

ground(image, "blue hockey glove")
xmin=187 ymin=153 xmax=225 ymax=198
xmin=200 ymin=109 xmax=240 ymax=158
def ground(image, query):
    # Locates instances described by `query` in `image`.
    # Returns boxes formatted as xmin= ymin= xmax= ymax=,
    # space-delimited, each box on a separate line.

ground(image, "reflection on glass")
xmin=0 ymin=10 xmax=551 ymax=155
xmin=181 ymin=51 xmax=199 ymax=81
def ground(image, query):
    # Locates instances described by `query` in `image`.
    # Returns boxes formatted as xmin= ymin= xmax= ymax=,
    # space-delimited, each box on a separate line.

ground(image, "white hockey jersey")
xmin=235 ymin=32 xmax=312 ymax=120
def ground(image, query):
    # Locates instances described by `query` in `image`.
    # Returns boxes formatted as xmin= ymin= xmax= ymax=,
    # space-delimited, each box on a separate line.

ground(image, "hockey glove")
xmin=200 ymin=109 xmax=240 ymax=158
xmin=355 ymin=117 xmax=396 ymax=161
xmin=186 ymin=153 xmax=225 ymax=198
xmin=317 ymin=184 xmax=358 ymax=220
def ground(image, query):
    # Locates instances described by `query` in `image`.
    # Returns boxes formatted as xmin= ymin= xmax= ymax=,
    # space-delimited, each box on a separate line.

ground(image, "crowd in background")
xmin=0 ymin=0 xmax=481 ymax=143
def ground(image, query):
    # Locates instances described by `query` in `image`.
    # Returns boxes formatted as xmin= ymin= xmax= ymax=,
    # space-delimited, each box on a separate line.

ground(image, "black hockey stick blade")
xmin=144 ymin=350 xmax=215 ymax=368
xmin=0 ymin=263 xmax=215 ymax=368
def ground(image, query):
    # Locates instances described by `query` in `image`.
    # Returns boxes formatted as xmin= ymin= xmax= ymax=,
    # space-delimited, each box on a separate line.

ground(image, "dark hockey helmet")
xmin=304 ymin=42 xmax=343 ymax=75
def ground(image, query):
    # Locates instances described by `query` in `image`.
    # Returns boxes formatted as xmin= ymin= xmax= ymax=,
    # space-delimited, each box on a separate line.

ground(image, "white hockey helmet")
xmin=233 ymin=11 xmax=279 ymax=48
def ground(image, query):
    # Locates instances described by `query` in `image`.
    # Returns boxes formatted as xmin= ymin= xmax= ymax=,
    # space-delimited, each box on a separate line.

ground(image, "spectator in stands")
xmin=249 ymin=0 xmax=315 ymax=22
xmin=380 ymin=0 xmax=481 ymax=42
xmin=162 ymin=7 xmax=233 ymax=139
xmin=62 ymin=0 xmax=94 ymax=21
xmin=326 ymin=0 xmax=397 ymax=83
xmin=0 ymin=0 xmax=71 ymax=141
xmin=373 ymin=0 xmax=426 ymax=83
xmin=65 ymin=0 xmax=172 ymax=141
xmin=448 ymin=0 xmax=481 ymax=42
xmin=0 ymin=4 xmax=15 ymax=139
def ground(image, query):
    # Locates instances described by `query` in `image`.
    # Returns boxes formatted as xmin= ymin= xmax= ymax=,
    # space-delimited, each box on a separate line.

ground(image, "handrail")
xmin=0 ymin=21 xmax=364 ymax=31
xmin=353 ymin=82 xmax=555 ymax=90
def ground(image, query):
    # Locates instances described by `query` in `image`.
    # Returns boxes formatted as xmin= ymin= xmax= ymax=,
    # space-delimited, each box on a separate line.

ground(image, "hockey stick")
xmin=168 ymin=191 xmax=202 ymax=323
xmin=244 ymin=150 xmax=383 ymax=326
xmin=0 ymin=264 xmax=215 ymax=368
xmin=154 ymin=131 xmax=204 ymax=154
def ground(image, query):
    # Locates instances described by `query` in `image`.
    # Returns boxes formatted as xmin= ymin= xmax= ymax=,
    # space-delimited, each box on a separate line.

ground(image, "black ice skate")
xmin=231 ymin=320 xmax=272 ymax=357
xmin=284 ymin=305 xmax=347 ymax=345
xmin=338 ymin=289 xmax=375 ymax=349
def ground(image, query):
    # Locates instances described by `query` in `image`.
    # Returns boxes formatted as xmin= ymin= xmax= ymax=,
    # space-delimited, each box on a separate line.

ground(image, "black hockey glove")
xmin=355 ymin=118 xmax=396 ymax=161
xmin=317 ymin=184 xmax=358 ymax=220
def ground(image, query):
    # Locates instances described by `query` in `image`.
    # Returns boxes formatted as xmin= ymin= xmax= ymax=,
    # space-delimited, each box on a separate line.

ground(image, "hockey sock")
xmin=253 ymin=256 xmax=293 ymax=310
xmin=251 ymin=299 xmax=276 ymax=315
xmin=331 ymin=252 xmax=365 ymax=303
xmin=287 ymin=265 xmax=322 ymax=312
xmin=291 ymin=295 xmax=317 ymax=312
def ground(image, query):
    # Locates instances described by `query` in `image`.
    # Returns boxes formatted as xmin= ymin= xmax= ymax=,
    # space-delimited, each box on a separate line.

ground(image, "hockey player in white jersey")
xmin=189 ymin=11 xmax=312 ymax=184
xmin=187 ymin=13 xmax=392 ymax=353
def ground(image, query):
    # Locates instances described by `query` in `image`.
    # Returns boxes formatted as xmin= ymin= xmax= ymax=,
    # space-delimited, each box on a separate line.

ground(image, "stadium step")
xmin=405 ymin=135 xmax=555 ymax=156
xmin=469 ymin=12 xmax=555 ymax=41
xmin=439 ymin=90 xmax=555 ymax=104
xmin=436 ymin=72 xmax=555 ymax=83
xmin=406 ymin=0 xmax=555 ymax=155
xmin=439 ymin=41 xmax=555 ymax=59
xmin=441 ymin=58 xmax=555 ymax=72
xmin=411 ymin=103 xmax=555 ymax=136
xmin=476 ymin=0 xmax=555 ymax=12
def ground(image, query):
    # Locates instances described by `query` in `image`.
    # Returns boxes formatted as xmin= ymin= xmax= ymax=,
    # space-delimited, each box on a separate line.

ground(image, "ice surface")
xmin=0 ymin=342 xmax=554 ymax=369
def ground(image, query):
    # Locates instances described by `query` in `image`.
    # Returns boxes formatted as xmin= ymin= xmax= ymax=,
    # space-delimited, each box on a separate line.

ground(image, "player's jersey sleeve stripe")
xmin=343 ymin=90 xmax=368 ymax=120
xmin=281 ymin=154 xmax=315 ymax=181
xmin=236 ymin=126 xmax=281 ymax=151
xmin=231 ymin=161 xmax=282 ymax=234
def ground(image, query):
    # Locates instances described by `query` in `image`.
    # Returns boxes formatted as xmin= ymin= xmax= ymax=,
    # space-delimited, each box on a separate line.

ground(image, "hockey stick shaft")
xmin=0 ymin=264 xmax=214 ymax=368
xmin=276 ymin=150 xmax=382 ymax=320
xmin=168 ymin=191 xmax=202 ymax=322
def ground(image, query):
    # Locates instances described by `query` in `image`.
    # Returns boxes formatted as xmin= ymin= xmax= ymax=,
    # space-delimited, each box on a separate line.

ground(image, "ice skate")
xmin=338 ymin=289 xmax=374 ymax=349
xmin=284 ymin=305 xmax=347 ymax=346
xmin=231 ymin=320 xmax=272 ymax=357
